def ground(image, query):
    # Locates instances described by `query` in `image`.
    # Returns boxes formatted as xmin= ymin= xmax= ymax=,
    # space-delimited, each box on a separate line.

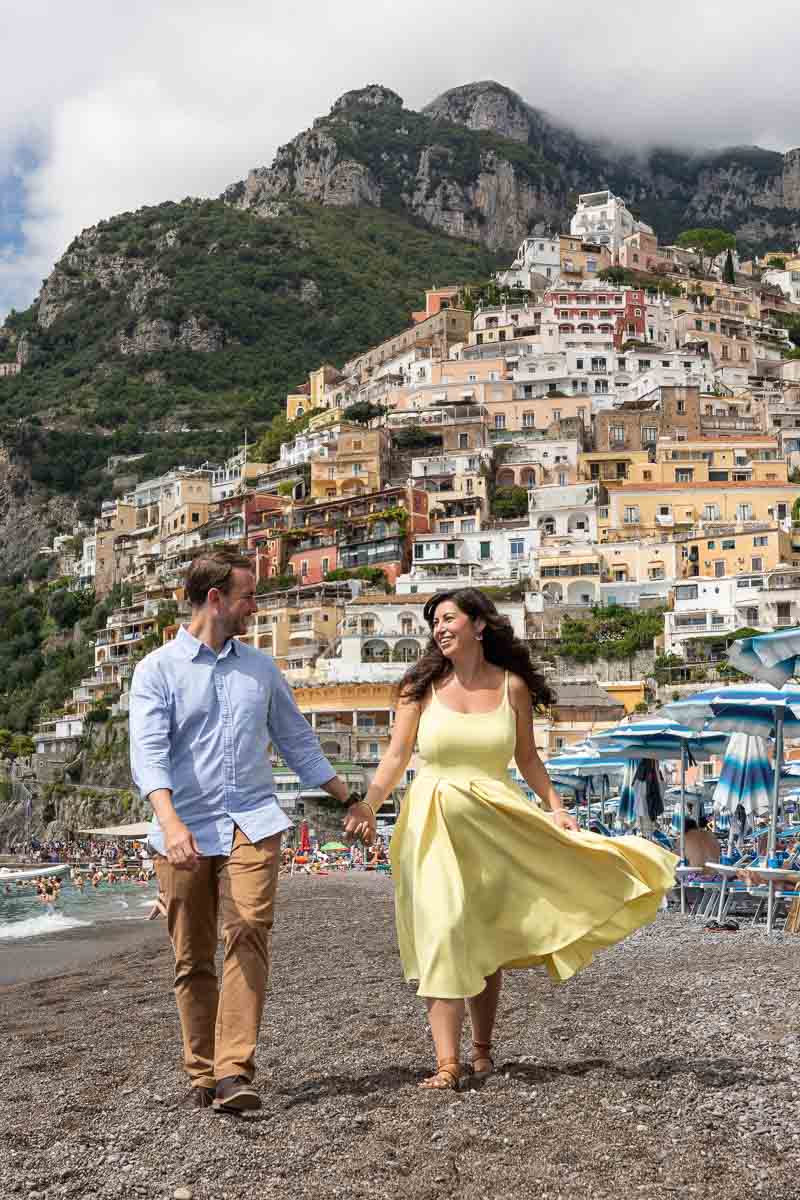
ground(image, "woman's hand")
xmin=551 ymin=809 xmax=579 ymax=833
xmin=343 ymin=802 xmax=376 ymax=846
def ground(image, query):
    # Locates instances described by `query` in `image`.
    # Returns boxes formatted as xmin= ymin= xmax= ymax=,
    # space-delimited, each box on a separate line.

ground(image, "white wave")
xmin=0 ymin=913 xmax=90 ymax=940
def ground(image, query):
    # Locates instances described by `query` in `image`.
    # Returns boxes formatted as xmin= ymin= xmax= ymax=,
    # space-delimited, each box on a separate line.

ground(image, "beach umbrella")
xmin=546 ymin=749 xmax=625 ymax=827
xmin=664 ymin=684 xmax=800 ymax=931
xmin=710 ymin=734 xmax=772 ymax=921
xmin=728 ymin=627 xmax=800 ymax=688
xmin=320 ymin=841 xmax=348 ymax=852
xmin=591 ymin=718 xmax=730 ymax=914
xmin=592 ymin=718 xmax=729 ymax=761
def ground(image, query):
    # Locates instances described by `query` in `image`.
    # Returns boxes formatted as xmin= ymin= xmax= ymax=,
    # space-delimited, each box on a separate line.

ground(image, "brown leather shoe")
xmin=212 ymin=1075 xmax=261 ymax=1112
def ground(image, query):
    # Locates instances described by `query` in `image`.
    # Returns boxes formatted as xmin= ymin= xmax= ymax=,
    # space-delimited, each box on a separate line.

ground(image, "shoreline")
xmin=2 ymin=873 xmax=800 ymax=1199
xmin=0 ymin=914 xmax=166 ymax=987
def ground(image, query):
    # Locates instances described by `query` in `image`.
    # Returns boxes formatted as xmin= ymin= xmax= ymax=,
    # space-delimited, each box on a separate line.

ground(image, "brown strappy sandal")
xmin=418 ymin=1057 xmax=463 ymax=1090
xmin=468 ymin=1041 xmax=495 ymax=1081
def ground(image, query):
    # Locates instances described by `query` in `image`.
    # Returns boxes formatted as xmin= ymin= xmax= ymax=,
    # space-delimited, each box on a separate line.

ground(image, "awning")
xmin=78 ymin=822 xmax=151 ymax=838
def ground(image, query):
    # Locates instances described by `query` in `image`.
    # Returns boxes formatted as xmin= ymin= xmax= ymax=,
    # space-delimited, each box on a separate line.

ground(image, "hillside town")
xmin=26 ymin=190 xmax=800 ymax=822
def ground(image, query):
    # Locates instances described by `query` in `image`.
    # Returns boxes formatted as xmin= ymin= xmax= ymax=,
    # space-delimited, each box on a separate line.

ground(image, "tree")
xmin=10 ymin=734 xmax=34 ymax=759
xmin=722 ymin=248 xmax=736 ymax=285
xmin=491 ymin=486 xmax=529 ymax=520
xmin=676 ymin=228 xmax=736 ymax=277
xmin=597 ymin=267 xmax=627 ymax=285
xmin=48 ymin=588 xmax=82 ymax=629
xmin=342 ymin=401 xmax=387 ymax=425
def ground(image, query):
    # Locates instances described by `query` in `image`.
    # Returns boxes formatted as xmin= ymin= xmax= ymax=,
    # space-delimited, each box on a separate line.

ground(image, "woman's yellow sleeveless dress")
xmin=390 ymin=674 xmax=677 ymax=998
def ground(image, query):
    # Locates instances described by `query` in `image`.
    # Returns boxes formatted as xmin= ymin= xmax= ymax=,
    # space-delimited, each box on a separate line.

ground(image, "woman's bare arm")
xmin=509 ymin=675 xmax=578 ymax=830
xmin=342 ymin=695 xmax=422 ymax=841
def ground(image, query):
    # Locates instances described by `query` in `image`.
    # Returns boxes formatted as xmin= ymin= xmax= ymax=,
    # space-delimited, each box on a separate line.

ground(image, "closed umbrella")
xmin=664 ymin=684 xmax=800 ymax=931
xmin=711 ymin=734 xmax=772 ymax=921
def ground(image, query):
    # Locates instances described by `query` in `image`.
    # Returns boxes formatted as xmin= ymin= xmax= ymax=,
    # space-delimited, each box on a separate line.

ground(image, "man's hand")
xmin=551 ymin=809 xmax=579 ymax=833
xmin=343 ymin=802 xmax=376 ymax=846
xmin=163 ymin=818 xmax=202 ymax=869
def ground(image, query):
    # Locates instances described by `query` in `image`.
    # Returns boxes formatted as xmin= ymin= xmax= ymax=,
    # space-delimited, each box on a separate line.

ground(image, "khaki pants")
xmin=155 ymin=826 xmax=281 ymax=1088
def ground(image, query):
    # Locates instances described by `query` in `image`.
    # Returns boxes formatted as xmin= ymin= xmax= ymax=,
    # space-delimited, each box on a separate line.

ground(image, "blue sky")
xmin=1 ymin=0 xmax=799 ymax=324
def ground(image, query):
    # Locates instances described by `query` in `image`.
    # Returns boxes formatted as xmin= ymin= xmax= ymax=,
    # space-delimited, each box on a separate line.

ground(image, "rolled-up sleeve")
xmin=266 ymin=664 xmax=336 ymax=787
xmin=129 ymin=658 xmax=174 ymax=800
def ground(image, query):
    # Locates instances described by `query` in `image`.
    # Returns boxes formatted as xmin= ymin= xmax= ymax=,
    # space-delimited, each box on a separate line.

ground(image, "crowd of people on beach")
xmin=7 ymin=835 xmax=143 ymax=866
xmin=1 ymin=864 xmax=155 ymax=903
xmin=279 ymin=839 xmax=391 ymax=876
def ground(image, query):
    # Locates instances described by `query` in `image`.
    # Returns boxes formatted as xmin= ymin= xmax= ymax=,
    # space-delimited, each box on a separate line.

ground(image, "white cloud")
xmin=2 ymin=0 xmax=799 ymax=318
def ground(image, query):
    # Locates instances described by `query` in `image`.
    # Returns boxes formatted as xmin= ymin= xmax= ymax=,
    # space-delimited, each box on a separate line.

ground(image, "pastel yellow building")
xmin=238 ymin=600 xmax=341 ymax=675
xmin=578 ymin=449 xmax=650 ymax=484
xmin=309 ymin=426 xmax=390 ymax=499
xmin=601 ymin=481 xmax=797 ymax=540
xmin=625 ymin=437 xmax=788 ymax=488
xmin=600 ymin=539 xmax=681 ymax=584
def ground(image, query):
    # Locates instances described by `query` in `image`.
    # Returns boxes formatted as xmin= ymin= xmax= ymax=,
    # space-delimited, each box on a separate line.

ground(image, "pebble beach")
xmin=2 ymin=871 xmax=799 ymax=1200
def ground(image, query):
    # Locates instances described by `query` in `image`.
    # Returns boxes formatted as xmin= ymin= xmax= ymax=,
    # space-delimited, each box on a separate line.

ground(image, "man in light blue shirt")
xmin=129 ymin=548 xmax=375 ymax=1113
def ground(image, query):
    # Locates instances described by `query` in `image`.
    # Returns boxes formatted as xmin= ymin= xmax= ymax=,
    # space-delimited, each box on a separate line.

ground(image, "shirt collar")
xmin=174 ymin=623 xmax=240 ymax=660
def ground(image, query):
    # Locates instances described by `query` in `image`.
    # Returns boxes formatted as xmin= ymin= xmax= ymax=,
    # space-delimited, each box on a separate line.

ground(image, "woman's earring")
xmin=475 ymin=632 xmax=483 ymax=641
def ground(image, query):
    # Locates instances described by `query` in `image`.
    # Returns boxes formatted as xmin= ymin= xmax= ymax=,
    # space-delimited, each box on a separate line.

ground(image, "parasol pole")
xmin=716 ymin=822 xmax=737 ymax=924
xmin=767 ymin=710 xmax=784 ymax=933
xmin=679 ymin=742 xmax=688 ymax=916
xmin=600 ymin=773 xmax=606 ymax=827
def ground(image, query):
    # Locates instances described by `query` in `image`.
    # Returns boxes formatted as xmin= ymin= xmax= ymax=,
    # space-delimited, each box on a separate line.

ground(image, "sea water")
xmin=0 ymin=877 xmax=159 ymax=940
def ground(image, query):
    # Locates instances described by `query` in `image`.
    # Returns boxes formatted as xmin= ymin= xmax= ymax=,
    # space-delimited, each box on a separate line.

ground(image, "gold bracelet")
xmin=347 ymin=793 xmax=376 ymax=816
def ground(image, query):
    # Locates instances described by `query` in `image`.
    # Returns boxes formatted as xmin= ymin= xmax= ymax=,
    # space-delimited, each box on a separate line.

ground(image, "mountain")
xmin=0 ymin=197 xmax=501 ymax=572
xmin=228 ymin=81 xmax=800 ymax=252
xmin=2 ymin=78 xmax=799 ymax=574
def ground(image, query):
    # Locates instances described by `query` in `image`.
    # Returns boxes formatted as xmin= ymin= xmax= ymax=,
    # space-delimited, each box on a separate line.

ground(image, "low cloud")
xmin=2 ymin=0 xmax=799 ymax=318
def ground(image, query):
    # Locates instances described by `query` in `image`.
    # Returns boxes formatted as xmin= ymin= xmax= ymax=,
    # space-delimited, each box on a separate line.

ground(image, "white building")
xmin=397 ymin=526 xmax=541 ymax=593
xmin=77 ymin=535 xmax=96 ymax=588
xmin=528 ymin=483 xmax=600 ymax=540
xmin=664 ymin=574 xmax=764 ymax=655
xmin=331 ymin=595 xmax=527 ymax=681
xmin=762 ymin=268 xmax=800 ymax=304
xmin=497 ymin=234 xmax=561 ymax=290
xmin=279 ymin=425 xmax=339 ymax=468
xmin=570 ymin=191 xmax=651 ymax=259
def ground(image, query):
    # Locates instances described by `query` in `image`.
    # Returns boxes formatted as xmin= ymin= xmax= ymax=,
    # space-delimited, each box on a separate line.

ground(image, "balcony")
xmin=386 ymin=405 xmax=486 ymax=428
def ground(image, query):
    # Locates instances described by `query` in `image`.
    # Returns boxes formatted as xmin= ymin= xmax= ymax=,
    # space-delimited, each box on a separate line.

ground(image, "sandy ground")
xmin=2 ymin=872 xmax=799 ymax=1200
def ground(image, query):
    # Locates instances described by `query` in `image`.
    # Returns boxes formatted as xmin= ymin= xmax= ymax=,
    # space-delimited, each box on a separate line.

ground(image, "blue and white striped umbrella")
xmin=728 ymin=628 xmax=800 ymax=688
xmin=712 ymin=733 xmax=772 ymax=820
xmin=664 ymin=685 xmax=800 ymax=931
xmin=547 ymin=749 xmax=625 ymax=827
xmin=591 ymin=717 xmax=729 ymax=761
xmin=663 ymin=684 xmax=800 ymax=739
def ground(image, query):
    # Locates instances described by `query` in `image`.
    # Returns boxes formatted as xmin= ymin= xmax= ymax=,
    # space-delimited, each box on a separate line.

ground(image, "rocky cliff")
xmin=227 ymin=80 xmax=800 ymax=252
xmin=0 ymin=444 xmax=79 ymax=576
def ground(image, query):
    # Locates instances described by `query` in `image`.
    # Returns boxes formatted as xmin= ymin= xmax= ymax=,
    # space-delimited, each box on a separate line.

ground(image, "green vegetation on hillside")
xmin=0 ymin=579 xmax=107 ymax=731
xmin=0 ymin=199 xmax=503 ymax=503
xmin=326 ymin=103 xmax=554 ymax=208
xmin=548 ymin=606 xmax=665 ymax=665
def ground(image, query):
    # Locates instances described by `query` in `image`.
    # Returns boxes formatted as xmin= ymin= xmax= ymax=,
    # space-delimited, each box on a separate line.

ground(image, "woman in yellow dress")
xmin=344 ymin=588 xmax=676 ymax=1090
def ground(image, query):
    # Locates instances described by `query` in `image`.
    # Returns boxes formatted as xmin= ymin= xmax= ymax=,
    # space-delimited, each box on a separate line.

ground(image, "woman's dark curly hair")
xmin=398 ymin=588 xmax=554 ymax=710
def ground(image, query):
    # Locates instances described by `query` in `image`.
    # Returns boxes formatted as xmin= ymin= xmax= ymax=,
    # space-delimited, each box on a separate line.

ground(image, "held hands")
xmin=551 ymin=808 xmax=579 ymax=833
xmin=163 ymin=818 xmax=202 ymax=869
xmin=343 ymin=801 xmax=376 ymax=846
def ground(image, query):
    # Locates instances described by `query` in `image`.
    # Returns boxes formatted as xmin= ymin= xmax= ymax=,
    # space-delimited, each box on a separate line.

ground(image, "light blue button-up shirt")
xmin=129 ymin=625 xmax=336 ymax=856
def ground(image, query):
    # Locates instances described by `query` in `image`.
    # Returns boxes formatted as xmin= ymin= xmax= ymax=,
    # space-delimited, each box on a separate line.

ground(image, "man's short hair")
xmin=185 ymin=548 xmax=253 ymax=607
